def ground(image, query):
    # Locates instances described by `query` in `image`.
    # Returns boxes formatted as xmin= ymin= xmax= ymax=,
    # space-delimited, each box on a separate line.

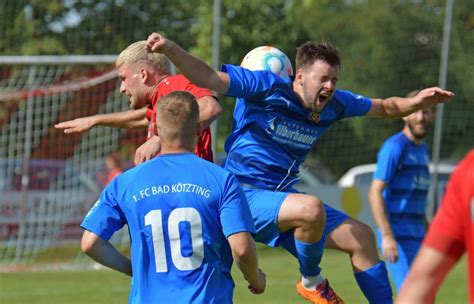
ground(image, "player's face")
xmin=404 ymin=108 xmax=434 ymax=139
xmin=118 ymin=64 xmax=148 ymax=109
xmin=295 ymin=59 xmax=339 ymax=113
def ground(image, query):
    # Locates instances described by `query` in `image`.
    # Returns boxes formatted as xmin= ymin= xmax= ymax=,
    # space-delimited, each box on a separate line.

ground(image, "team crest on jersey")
xmin=309 ymin=112 xmax=320 ymax=123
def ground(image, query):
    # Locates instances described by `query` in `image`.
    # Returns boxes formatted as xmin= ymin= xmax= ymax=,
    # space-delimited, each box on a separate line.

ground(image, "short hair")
xmin=116 ymin=40 xmax=172 ymax=75
xmin=155 ymin=91 xmax=199 ymax=142
xmin=295 ymin=41 xmax=341 ymax=71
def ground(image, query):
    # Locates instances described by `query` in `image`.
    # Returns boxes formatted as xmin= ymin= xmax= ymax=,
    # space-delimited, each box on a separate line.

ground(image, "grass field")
xmin=1 ymin=245 xmax=467 ymax=303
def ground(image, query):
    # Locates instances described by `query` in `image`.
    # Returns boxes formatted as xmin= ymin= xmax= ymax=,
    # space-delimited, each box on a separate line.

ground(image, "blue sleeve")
xmin=80 ymin=179 xmax=126 ymax=240
xmin=334 ymin=90 xmax=372 ymax=117
xmin=219 ymin=174 xmax=256 ymax=237
xmin=221 ymin=64 xmax=278 ymax=99
xmin=373 ymin=140 xmax=403 ymax=183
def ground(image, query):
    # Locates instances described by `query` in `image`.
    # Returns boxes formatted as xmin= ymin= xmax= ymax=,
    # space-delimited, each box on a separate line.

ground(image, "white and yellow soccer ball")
xmin=240 ymin=46 xmax=293 ymax=82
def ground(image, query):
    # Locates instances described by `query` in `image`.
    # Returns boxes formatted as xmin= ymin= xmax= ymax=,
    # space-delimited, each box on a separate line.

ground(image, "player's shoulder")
xmin=165 ymin=74 xmax=189 ymax=84
xmin=332 ymin=89 xmax=369 ymax=103
xmin=379 ymin=131 xmax=408 ymax=154
xmin=224 ymin=63 xmax=285 ymax=83
xmin=194 ymin=155 xmax=233 ymax=177
xmin=452 ymin=150 xmax=474 ymax=180
xmin=386 ymin=131 xmax=408 ymax=146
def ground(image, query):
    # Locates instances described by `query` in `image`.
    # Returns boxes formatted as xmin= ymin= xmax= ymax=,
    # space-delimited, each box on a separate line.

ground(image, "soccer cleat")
xmin=296 ymin=279 xmax=344 ymax=304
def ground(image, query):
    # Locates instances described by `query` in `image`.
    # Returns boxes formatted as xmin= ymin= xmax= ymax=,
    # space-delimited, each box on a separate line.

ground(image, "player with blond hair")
xmin=55 ymin=41 xmax=221 ymax=164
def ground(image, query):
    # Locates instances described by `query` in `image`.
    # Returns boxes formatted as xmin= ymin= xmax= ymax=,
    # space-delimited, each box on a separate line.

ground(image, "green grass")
xmin=1 ymin=245 xmax=468 ymax=303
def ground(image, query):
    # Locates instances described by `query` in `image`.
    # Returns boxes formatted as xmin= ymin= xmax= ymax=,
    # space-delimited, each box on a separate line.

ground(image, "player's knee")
xmin=300 ymin=196 xmax=325 ymax=226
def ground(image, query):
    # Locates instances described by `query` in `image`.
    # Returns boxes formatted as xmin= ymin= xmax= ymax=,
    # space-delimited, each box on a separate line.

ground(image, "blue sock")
xmin=354 ymin=261 xmax=393 ymax=304
xmin=294 ymin=235 xmax=326 ymax=277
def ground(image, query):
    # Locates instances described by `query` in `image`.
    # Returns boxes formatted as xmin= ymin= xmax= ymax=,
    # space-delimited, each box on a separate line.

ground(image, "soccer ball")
xmin=240 ymin=46 xmax=293 ymax=82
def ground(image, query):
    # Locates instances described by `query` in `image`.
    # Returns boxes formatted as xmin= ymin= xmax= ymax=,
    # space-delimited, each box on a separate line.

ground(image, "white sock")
xmin=302 ymin=274 xmax=324 ymax=290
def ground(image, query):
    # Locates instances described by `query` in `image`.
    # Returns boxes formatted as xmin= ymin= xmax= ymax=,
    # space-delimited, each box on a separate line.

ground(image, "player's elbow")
xmin=231 ymin=243 xmax=253 ymax=259
xmin=229 ymin=232 xmax=256 ymax=259
xmin=209 ymin=98 xmax=223 ymax=120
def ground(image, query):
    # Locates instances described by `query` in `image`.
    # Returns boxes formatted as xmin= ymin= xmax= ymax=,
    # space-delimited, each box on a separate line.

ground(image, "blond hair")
xmin=155 ymin=91 xmax=199 ymax=143
xmin=116 ymin=40 xmax=171 ymax=75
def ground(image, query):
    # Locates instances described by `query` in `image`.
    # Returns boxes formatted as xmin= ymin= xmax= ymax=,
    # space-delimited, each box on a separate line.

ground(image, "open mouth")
xmin=318 ymin=94 xmax=329 ymax=104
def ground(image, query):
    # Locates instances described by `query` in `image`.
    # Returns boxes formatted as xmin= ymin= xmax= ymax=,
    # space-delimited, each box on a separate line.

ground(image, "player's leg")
xmin=244 ymin=188 xmax=327 ymax=278
xmin=326 ymin=214 xmax=393 ymax=304
xmin=278 ymin=193 xmax=326 ymax=278
xmin=243 ymin=187 xmax=342 ymax=303
xmin=278 ymin=194 xmax=343 ymax=303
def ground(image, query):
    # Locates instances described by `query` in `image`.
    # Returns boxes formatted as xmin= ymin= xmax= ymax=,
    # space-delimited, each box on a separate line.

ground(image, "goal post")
xmin=0 ymin=55 xmax=142 ymax=267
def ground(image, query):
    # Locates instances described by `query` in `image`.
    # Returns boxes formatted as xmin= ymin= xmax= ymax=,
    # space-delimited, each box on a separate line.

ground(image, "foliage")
xmin=1 ymin=0 xmax=473 ymax=175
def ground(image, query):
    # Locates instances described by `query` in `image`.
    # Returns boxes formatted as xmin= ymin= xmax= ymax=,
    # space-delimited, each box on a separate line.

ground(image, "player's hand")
xmin=248 ymin=268 xmax=266 ymax=294
xmin=412 ymin=87 xmax=455 ymax=110
xmin=382 ymin=235 xmax=399 ymax=263
xmin=55 ymin=116 xmax=97 ymax=134
xmin=134 ymin=136 xmax=161 ymax=165
xmin=146 ymin=32 xmax=172 ymax=54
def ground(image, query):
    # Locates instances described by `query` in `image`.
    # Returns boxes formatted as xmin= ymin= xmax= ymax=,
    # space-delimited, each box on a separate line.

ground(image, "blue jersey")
xmin=81 ymin=153 xmax=255 ymax=304
xmin=373 ymin=132 xmax=431 ymax=241
xmin=221 ymin=64 xmax=372 ymax=190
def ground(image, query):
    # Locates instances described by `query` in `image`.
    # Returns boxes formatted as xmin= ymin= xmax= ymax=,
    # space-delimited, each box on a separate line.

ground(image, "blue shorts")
xmin=242 ymin=187 xmax=349 ymax=248
xmin=376 ymin=230 xmax=422 ymax=292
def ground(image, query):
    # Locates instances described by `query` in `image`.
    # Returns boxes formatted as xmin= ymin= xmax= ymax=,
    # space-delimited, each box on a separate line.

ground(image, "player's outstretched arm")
xmin=146 ymin=32 xmax=230 ymax=94
xmin=368 ymin=87 xmax=454 ymax=118
xmin=228 ymin=232 xmax=266 ymax=294
xmin=396 ymin=246 xmax=457 ymax=303
xmin=368 ymin=179 xmax=399 ymax=263
xmin=55 ymin=107 xmax=148 ymax=134
xmin=81 ymin=230 xmax=132 ymax=276
xmin=134 ymin=135 xmax=161 ymax=165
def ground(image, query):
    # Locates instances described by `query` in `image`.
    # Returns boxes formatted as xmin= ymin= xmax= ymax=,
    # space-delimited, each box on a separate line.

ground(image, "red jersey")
xmin=423 ymin=150 xmax=474 ymax=300
xmin=145 ymin=74 xmax=215 ymax=162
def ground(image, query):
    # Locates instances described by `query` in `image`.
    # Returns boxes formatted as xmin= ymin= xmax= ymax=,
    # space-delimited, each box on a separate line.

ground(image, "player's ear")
xmin=139 ymin=67 xmax=148 ymax=83
xmin=295 ymin=68 xmax=304 ymax=86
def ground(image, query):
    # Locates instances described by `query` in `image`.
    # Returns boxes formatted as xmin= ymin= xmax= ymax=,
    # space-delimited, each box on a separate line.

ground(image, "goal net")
xmin=0 ymin=56 xmax=144 ymax=269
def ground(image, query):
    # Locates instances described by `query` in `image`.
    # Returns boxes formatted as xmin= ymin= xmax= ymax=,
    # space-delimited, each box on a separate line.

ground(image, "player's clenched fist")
xmin=146 ymin=32 xmax=170 ymax=53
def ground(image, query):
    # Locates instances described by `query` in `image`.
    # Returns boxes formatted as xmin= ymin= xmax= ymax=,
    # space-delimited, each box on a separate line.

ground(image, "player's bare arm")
xmin=368 ymin=179 xmax=399 ymax=263
xmin=55 ymin=107 xmax=149 ymax=134
xmin=197 ymin=95 xmax=222 ymax=129
xmin=146 ymin=32 xmax=230 ymax=94
xmin=396 ymin=246 xmax=458 ymax=303
xmin=367 ymin=87 xmax=454 ymax=118
xmin=81 ymin=230 xmax=132 ymax=276
xmin=228 ymin=232 xmax=266 ymax=294
xmin=134 ymin=135 xmax=161 ymax=165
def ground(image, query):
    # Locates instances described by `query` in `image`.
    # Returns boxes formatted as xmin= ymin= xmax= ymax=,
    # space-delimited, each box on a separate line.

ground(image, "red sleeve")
xmin=145 ymin=108 xmax=153 ymax=121
xmin=423 ymin=151 xmax=474 ymax=259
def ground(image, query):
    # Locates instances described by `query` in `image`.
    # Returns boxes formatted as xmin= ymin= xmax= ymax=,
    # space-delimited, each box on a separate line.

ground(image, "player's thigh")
xmin=277 ymin=192 xmax=325 ymax=232
xmin=243 ymin=187 xmax=288 ymax=246
xmin=325 ymin=217 xmax=376 ymax=254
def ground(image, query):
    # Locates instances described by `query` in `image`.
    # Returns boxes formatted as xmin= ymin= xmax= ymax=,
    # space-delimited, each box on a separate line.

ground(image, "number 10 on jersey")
xmin=145 ymin=207 xmax=204 ymax=272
